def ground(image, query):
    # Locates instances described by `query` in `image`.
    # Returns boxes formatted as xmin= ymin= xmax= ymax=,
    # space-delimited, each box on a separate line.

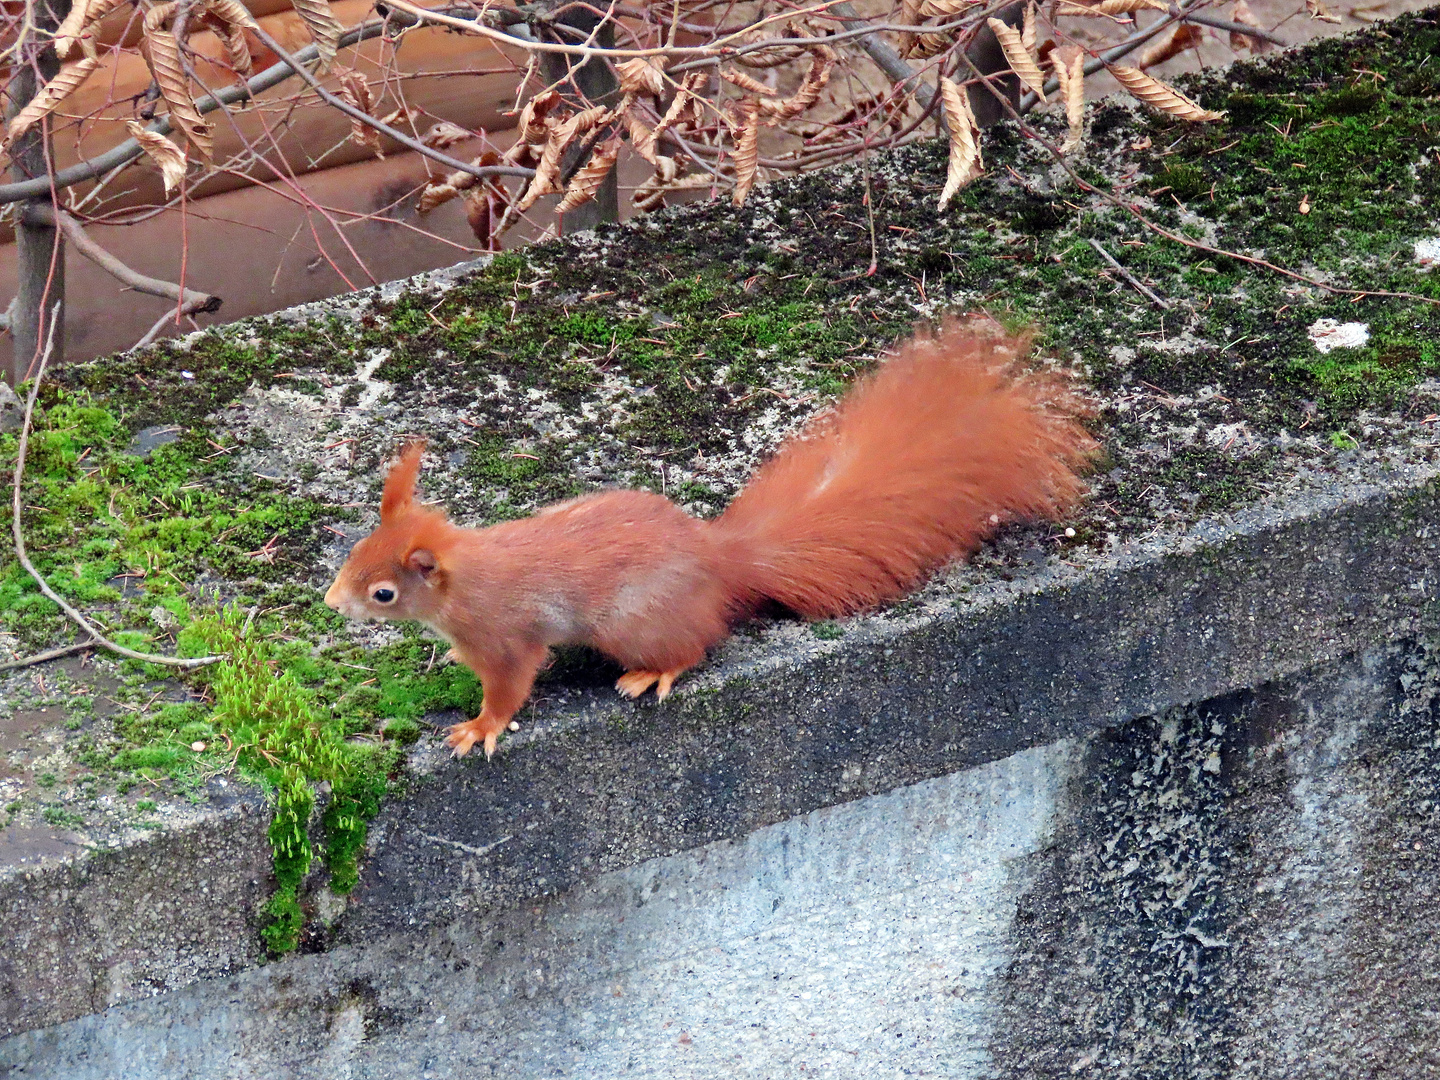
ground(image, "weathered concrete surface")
xmin=5 ymin=643 xmax=1437 ymax=1077
xmin=0 ymin=790 xmax=271 ymax=1039
xmin=2 ymin=458 xmax=1436 ymax=1041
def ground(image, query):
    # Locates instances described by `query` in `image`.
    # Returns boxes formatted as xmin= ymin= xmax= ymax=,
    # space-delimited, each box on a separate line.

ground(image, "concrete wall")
xmin=4 ymin=643 xmax=1436 ymax=1078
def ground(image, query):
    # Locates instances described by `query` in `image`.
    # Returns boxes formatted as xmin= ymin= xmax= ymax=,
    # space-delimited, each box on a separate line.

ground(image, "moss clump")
xmin=178 ymin=607 xmax=401 ymax=954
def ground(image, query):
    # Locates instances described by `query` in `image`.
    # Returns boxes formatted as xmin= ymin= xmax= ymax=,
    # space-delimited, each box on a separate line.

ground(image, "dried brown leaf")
xmin=125 ymin=120 xmax=188 ymax=194
xmin=515 ymin=89 xmax=562 ymax=145
xmin=202 ymin=0 xmax=258 ymax=31
xmin=720 ymin=68 xmax=773 ymax=96
xmin=937 ymin=75 xmax=982 ymax=208
xmin=557 ymin=135 xmax=622 ymax=214
xmin=333 ymin=66 xmax=382 ymax=158
xmin=3 ymin=55 xmax=100 ymax=149
xmin=1137 ymin=22 xmax=1204 ymax=69
xmin=634 ymin=165 xmax=713 ymax=211
xmin=516 ymin=105 xmax=609 ymax=212
xmin=1304 ymin=0 xmax=1342 ymax=22
xmin=418 ymin=178 xmax=464 ymax=213
xmin=142 ymin=3 xmax=213 ymax=158
xmin=422 ymin=120 xmax=475 ymax=149
xmin=917 ymin=0 xmax=978 ymax=17
xmin=623 ymin=107 xmax=658 ymax=164
xmin=759 ymin=47 xmax=835 ymax=119
xmin=54 ymin=0 xmax=129 ymax=59
xmin=200 ymin=0 xmax=258 ymax=80
xmin=987 ymin=16 xmax=1047 ymax=102
xmin=1053 ymin=51 xmax=1085 ymax=152
xmin=1021 ymin=1 xmax=1037 ymax=53
xmin=1054 ymin=0 xmax=1166 ymax=15
xmin=291 ymin=0 xmax=344 ymax=70
xmin=730 ymin=101 xmax=760 ymax=207
xmin=616 ymin=57 xmax=667 ymax=97
xmin=1227 ymin=0 xmax=1272 ymax=51
xmin=1108 ymin=65 xmax=1223 ymax=120
xmin=647 ymin=71 xmax=707 ymax=152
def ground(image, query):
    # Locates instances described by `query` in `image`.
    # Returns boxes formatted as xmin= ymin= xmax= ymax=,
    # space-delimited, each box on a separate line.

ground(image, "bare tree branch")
xmin=0 ymin=8 xmax=534 ymax=208
xmin=24 ymin=204 xmax=222 ymax=313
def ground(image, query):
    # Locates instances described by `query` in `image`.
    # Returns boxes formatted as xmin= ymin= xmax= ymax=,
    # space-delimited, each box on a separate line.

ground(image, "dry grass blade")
xmin=423 ymin=120 xmax=475 ymax=148
xmin=987 ymin=17 xmax=1047 ymax=103
xmin=4 ymin=56 xmax=101 ymax=149
xmin=1108 ymin=65 xmax=1224 ymax=121
xmin=938 ymin=75 xmax=982 ymax=208
xmin=557 ymin=135 xmax=622 ymax=213
xmin=730 ymin=102 xmax=760 ymax=207
xmin=333 ymin=67 xmax=383 ymax=157
xmin=616 ymin=57 xmax=667 ymax=97
xmin=142 ymin=4 xmax=213 ymax=158
xmin=1138 ymin=22 xmax=1204 ymax=69
xmin=1304 ymin=0 xmax=1342 ymax=22
xmin=125 ymin=120 xmax=188 ymax=194
xmin=1055 ymin=0 xmax=1167 ymax=14
xmin=291 ymin=0 xmax=344 ymax=70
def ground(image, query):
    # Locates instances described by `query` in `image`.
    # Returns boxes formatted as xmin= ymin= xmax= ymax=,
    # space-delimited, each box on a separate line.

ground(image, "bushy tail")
xmin=712 ymin=320 xmax=1099 ymax=619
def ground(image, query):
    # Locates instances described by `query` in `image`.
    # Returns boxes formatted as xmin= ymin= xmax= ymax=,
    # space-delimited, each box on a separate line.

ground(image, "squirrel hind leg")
xmin=615 ymin=665 xmax=689 ymax=700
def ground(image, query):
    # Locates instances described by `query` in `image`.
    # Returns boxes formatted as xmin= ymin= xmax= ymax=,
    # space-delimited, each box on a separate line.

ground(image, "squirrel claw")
xmin=616 ymin=670 xmax=660 ymax=698
xmin=616 ymin=668 xmax=682 ymax=700
xmin=446 ymin=716 xmax=503 ymax=759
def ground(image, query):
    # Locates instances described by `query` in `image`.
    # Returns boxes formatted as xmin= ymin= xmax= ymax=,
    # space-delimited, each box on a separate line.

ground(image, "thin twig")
xmin=0 ymin=7 xmax=534 ymax=208
xmin=247 ymin=23 xmax=536 ymax=187
xmin=1181 ymin=11 xmax=1288 ymax=46
xmin=24 ymin=204 xmax=222 ymax=313
xmin=1088 ymin=237 xmax=1170 ymax=309
xmin=0 ymin=638 xmax=96 ymax=672
xmin=10 ymin=312 xmax=226 ymax=670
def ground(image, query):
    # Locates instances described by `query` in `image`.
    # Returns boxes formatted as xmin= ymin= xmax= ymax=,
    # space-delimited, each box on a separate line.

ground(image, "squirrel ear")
xmin=380 ymin=440 xmax=427 ymax=521
xmin=406 ymin=547 xmax=440 ymax=581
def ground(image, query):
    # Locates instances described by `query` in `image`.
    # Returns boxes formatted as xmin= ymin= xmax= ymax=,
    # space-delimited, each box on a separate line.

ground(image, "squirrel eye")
xmin=372 ymin=587 xmax=396 ymax=604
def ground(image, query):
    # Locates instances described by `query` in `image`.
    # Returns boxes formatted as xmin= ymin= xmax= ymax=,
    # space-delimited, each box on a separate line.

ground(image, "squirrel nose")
xmin=322 ymin=579 xmax=342 ymax=610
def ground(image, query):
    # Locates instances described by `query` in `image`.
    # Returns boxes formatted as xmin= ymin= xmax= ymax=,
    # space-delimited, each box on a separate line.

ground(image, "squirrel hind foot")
xmin=615 ymin=667 xmax=685 ymax=700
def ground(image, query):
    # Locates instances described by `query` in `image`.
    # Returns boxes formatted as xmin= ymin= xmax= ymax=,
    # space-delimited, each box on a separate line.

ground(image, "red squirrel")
xmin=323 ymin=320 xmax=1098 ymax=758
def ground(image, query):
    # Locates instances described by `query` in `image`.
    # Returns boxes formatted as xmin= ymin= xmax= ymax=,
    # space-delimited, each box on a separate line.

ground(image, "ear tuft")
xmin=407 ymin=547 xmax=440 ymax=579
xmin=380 ymin=440 xmax=427 ymax=522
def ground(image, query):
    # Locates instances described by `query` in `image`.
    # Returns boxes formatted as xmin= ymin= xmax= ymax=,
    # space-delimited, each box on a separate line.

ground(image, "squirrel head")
xmin=324 ymin=441 xmax=451 ymax=623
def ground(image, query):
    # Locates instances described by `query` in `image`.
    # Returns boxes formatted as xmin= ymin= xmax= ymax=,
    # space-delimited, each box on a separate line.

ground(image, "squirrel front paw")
xmin=447 ymin=715 xmax=507 ymax=759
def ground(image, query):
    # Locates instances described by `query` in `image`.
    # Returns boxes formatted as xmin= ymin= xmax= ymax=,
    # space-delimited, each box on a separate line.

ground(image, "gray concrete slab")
xmin=5 ymin=642 xmax=1435 ymax=1077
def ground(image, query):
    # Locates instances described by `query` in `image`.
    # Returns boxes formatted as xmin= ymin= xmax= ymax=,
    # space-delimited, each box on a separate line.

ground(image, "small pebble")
xmin=508 ymin=721 xmax=520 ymax=732
xmin=1065 ymin=527 xmax=1076 ymax=538
xmin=190 ymin=741 xmax=206 ymax=752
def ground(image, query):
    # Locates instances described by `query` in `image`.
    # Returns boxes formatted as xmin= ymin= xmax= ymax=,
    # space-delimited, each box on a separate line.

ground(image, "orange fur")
xmin=323 ymin=320 xmax=1098 ymax=758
